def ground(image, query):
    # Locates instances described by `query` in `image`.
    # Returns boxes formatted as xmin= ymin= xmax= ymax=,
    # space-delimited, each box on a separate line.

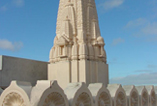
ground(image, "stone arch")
xmin=146 ymin=86 xmax=156 ymax=106
xmin=136 ymin=86 xmax=149 ymax=106
xmin=123 ymin=85 xmax=139 ymax=106
xmin=38 ymin=81 xmax=68 ymax=106
xmin=88 ymin=83 xmax=112 ymax=106
xmin=30 ymin=80 xmax=68 ymax=106
xmin=107 ymin=84 xmax=127 ymax=106
xmin=64 ymin=82 xmax=94 ymax=106
xmin=0 ymin=81 xmax=32 ymax=106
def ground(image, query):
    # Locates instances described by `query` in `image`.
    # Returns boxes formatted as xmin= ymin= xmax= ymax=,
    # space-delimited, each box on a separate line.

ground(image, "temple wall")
xmin=0 ymin=55 xmax=48 ymax=88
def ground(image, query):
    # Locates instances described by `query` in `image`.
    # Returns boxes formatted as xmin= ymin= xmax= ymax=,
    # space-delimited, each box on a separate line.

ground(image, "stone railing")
xmin=0 ymin=80 xmax=156 ymax=106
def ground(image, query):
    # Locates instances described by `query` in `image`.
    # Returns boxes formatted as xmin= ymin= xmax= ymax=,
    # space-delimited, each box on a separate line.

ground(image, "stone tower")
xmin=48 ymin=0 xmax=108 ymax=88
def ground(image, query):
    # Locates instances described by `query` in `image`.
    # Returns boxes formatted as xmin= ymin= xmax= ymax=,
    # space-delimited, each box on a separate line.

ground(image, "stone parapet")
xmin=0 ymin=80 xmax=156 ymax=106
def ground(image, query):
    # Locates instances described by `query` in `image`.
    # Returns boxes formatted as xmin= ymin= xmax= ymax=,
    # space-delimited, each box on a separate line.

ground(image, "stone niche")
xmin=88 ymin=83 xmax=112 ymax=106
xmin=123 ymin=85 xmax=139 ymax=106
xmin=136 ymin=86 xmax=149 ymax=106
xmin=30 ymin=80 xmax=68 ymax=106
xmin=0 ymin=81 xmax=32 ymax=106
xmin=107 ymin=84 xmax=127 ymax=106
xmin=145 ymin=86 xmax=156 ymax=106
xmin=64 ymin=82 xmax=94 ymax=106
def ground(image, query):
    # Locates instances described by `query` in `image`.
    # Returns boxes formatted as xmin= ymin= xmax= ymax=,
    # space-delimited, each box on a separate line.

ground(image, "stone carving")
xmin=48 ymin=0 xmax=108 ymax=89
xmin=43 ymin=92 xmax=65 ymax=106
xmin=49 ymin=0 xmax=107 ymax=62
xmin=64 ymin=82 xmax=94 ymax=106
xmin=0 ymin=81 xmax=32 ymax=106
xmin=107 ymin=84 xmax=127 ymax=106
xmin=150 ymin=91 xmax=156 ymax=106
xmin=146 ymin=86 xmax=156 ymax=106
xmin=75 ymin=92 xmax=91 ymax=106
xmin=116 ymin=92 xmax=126 ymax=106
xmin=2 ymin=80 xmax=157 ymax=106
xmin=123 ymin=85 xmax=139 ymax=106
xmin=130 ymin=91 xmax=138 ymax=106
xmin=2 ymin=92 xmax=26 ymax=106
xmin=31 ymin=80 xmax=68 ymax=106
xmin=142 ymin=91 xmax=148 ymax=106
xmin=88 ymin=83 xmax=112 ymax=106
xmin=136 ymin=86 xmax=148 ymax=106
xmin=98 ymin=92 xmax=111 ymax=106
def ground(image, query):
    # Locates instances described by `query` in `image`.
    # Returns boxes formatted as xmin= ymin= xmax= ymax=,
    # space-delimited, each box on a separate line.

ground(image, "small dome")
xmin=97 ymin=36 xmax=104 ymax=42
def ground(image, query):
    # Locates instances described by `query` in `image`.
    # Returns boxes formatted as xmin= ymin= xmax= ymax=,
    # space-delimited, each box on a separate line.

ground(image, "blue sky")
xmin=0 ymin=0 xmax=157 ymax=85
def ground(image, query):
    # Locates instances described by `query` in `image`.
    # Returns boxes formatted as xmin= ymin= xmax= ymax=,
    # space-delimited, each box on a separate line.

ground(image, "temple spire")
xmin=50 ymin=0 xmax=106 ymax=62
xmin=48 ymin=0 xmax=108 ymax=88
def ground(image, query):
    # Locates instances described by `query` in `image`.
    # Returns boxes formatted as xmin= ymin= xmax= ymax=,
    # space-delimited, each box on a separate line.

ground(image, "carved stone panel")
xmin=116 ymin=92 xmax=126 ymax=106
xmin=142 ymin=91 xmax=148 ymax=106
xmin=98 ymin=92 xmax=111 ymax=106
xmin=150 ymin=91 xmax=156 ymax=106
xmin=130 ymin=91 xmax=138 ymax=106
xmin=2 ymin=92 xmax=26 ymax=106
xmin=43 ymin=92 xmax=65 ymax=106
xmin=75 ymin=92 xmax=91 ymax=106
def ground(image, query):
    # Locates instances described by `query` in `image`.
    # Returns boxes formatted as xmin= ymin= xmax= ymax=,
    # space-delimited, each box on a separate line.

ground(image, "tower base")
xmin=48 ymin=60 xmax=108 ymax=88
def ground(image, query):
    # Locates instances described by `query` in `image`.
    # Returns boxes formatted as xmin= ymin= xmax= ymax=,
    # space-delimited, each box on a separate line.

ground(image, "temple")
xmin=48 ymin=0 xmax=108 ymax=88
xmin=0 ymin=0 xmax=156 ymax=106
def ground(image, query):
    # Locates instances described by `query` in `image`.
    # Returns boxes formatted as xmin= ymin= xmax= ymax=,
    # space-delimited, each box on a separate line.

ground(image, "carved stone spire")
xmin=48 ymin=0 xmax=108 ymax=88
xmin=49 ymin=0 xmax=106 ymax=63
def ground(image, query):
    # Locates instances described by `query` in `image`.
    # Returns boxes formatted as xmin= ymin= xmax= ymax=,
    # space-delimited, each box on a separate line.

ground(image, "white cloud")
xmin=0 ymin=0 xmax=24 ymax=12
xmin=0 ymin=39 xmax=23 ymax=51
xmin=147 ymin=64 xmax=157 ymax=68
xmin=111 ymin=38 xmax=125 ymax=46
xmin=0 ymin=5 xmax=8 ymax=12
xmin=13 ymin=0 xmax=24 ymax=7
xmin=102 ymin=0 xmax=124 ymax=10
xmin=142 ymin=22 xmax=157 ymax=35
xmin=125 ymin=18 xmax=157 ymax=36
xmin=125 ymin=18 xmax=148 ymax=28
xmin=110 ymin=72 xmax=157 ymax=85
xmin=125 ymin=18 xmax=157 ymax=42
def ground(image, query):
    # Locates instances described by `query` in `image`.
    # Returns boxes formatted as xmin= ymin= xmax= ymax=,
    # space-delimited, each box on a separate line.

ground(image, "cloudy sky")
xmin=0 ymin=0 xmax=157 ymax=86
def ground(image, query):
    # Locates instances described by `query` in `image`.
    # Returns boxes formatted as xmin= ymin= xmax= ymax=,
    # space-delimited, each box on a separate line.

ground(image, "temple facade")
xmin=48 ymin=0 xmax=108 ymax=88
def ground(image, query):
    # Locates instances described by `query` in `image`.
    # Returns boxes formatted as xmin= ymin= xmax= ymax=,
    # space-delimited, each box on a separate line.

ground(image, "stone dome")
xmin=97 ymin=36 xmax=104 ymax=42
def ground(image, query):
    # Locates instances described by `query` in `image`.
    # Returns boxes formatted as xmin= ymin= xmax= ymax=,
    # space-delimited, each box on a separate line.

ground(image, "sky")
xmin=0 ymin=0 xmax=157 ymax=86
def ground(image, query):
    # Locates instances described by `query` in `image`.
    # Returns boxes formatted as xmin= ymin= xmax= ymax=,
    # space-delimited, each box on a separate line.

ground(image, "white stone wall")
xmin=0 ymin=55 xmax=48 ymax=88
xmin=0 ymin=80 xmax=156 ymax=106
